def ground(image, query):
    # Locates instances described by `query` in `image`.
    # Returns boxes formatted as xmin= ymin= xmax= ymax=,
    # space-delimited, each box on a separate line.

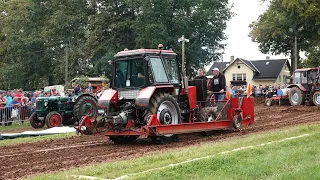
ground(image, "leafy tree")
xmin=249 ymin=0 xmax=320 ymax=71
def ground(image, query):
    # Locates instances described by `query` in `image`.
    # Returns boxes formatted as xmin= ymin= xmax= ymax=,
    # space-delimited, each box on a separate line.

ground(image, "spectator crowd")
xmin=230 ymin=84 xmax=289 ymax=98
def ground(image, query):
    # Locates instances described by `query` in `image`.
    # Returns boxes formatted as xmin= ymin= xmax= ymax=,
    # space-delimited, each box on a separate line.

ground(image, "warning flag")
xmin=246 ymin=82 xmax=252 ymax=98
xmin=225 ymin=83 xmax=231 ymax=99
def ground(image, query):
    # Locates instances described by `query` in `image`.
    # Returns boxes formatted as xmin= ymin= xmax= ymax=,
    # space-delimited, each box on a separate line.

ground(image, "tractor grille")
xmin=36 ymin=101 xmax=44 ymax=110
xmin=118 ymin=90 xmax=140 ymax=99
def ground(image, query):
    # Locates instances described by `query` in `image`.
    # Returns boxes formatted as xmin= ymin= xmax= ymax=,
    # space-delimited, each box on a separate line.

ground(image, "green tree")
xmin=249 ymin=0 xmax=320 ymax=71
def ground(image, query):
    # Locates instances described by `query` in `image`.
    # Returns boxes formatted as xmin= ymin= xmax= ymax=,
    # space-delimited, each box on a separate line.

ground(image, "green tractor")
xmin=29 ymin=94 xmax=97 ymax=128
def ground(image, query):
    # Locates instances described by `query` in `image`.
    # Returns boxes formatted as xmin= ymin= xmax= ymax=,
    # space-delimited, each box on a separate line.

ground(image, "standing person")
xmin=0 ymin=93 xmax=7 ymax=126
xmin=208 ymin=68 xmax=226 ymax=100
xmin=4 ymin=91 xmax=13 ymax=126
xmin=194 ymin=69 xmax=208 ymax=107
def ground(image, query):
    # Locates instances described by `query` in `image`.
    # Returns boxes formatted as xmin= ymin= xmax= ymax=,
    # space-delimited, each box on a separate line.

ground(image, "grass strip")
xmin=29 ymin=123 xmax=320 ymax=180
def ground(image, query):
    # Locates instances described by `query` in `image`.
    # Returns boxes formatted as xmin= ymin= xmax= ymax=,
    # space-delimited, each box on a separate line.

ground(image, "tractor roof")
xmin=295 ymin=67 xmax=318 ymax=72
xmin=114 ymin=49 xmax=176 ymax=58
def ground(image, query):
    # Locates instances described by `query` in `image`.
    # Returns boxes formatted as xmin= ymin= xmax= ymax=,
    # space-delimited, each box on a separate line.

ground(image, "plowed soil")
xmin=1 ymin=104 xmax=320 ymax=180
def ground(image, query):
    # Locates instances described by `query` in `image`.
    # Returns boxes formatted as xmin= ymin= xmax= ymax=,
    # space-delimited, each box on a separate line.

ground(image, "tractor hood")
xmin=36 ymin=96 xmax=70 ymax=102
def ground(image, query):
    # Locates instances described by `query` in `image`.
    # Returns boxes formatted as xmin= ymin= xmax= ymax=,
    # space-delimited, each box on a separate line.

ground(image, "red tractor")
xmin=76 ymin=48 xmax=254 ymax=144
xmin=288 ymin=67 xmax=320 ymax=106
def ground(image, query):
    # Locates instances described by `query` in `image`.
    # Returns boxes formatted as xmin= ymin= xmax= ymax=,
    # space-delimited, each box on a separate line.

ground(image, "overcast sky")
xmin=220 ymin=0 xmax=286 ymax=62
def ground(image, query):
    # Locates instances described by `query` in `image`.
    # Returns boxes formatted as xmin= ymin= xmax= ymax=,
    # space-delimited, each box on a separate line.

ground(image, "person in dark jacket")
xmin=208 ymin=68 xmax=226 ymax=100
xmin=194 ymin=69 xmax=207 ymax=107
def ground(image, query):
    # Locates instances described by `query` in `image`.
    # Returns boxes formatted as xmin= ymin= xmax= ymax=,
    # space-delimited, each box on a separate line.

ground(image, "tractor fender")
xmin=135 ymin=85 xmax=175 ymax=109
xmin=98 ymin=89 xmax=118 ymax=109
xmin=287 ymin=84 xmax=307 ymax=92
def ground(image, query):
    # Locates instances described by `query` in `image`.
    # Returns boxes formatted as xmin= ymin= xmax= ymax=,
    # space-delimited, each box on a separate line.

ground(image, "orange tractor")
xmin=76 ymin=48 xmax=255 ymax=144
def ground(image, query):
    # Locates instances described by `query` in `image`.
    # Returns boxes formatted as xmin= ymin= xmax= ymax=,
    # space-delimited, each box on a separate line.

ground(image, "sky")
xmin=219 ymin=0 xmax=286 ymax=63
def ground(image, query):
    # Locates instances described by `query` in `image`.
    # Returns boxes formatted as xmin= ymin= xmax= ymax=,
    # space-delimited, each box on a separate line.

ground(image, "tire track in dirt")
xmin=1 ymin=105 xmax=320 ymax=180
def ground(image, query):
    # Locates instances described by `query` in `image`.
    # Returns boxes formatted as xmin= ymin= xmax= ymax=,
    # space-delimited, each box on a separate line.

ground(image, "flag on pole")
xmin=225 ymin=82 xmax=231 ymax=99
xmin=247 ymin=82 xmax=252 ymax=98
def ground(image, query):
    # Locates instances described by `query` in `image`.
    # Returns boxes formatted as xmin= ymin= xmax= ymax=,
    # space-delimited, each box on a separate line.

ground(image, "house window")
xmin=232 ymin=73 xmax=246 ymax=81
xmin=279 ymin=75 xmax=281 ymax=82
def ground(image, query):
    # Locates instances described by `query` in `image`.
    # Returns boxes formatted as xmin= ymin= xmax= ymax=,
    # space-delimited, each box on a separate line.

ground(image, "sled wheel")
xmin=265 ymin=98 xmax=273 ymax=106
xmin=198 ymin=107 xmax=217 ymax=136
xmin=29 ymin=112 xmax=45 ymax=129
xmin=232 ymin=114 xmax=242 ymax=129
xmin=45 ymin=111 xmax=62 ymax=128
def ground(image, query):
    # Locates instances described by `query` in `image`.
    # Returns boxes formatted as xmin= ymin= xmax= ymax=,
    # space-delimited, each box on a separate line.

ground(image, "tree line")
xmin=0 ymin=0 xmax=232 ymax=90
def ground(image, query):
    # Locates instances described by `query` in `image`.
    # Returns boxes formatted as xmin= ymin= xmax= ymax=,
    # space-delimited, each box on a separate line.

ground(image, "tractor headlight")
xmin=44 ymin=101 xmax=48 ymax=107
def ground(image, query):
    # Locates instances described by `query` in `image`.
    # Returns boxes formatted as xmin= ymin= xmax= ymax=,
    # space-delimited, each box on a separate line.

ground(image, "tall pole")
xmin=65 ymin=42 xmax=69 ymax=88
xmin=181 ymin=36 xmax=185 ymax=78
xmin=294 ymin=30 xmax=298 ymax=71
xmin=178 ymin=35 xmax=189 ymax=91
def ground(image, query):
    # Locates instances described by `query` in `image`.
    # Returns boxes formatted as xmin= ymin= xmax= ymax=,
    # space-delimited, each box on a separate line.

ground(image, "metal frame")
xmin=76 ymin=97 xmax=254 ymax=137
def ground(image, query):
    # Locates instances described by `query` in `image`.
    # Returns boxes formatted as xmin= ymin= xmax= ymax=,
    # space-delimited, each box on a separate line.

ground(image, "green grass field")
xmin=29 ymin=123 xmax=320 ymax=180
xmin=0 ymin=121 xmax=31 ymax=131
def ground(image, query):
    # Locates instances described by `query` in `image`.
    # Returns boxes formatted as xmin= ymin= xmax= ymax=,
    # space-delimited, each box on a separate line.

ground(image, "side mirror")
xmin=126 ymin=80 xmax=130 ymax=87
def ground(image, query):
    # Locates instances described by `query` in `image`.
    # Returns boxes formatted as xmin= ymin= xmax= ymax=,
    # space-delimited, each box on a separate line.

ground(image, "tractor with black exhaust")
xmin=288 ymin=67 xmax=320 ymax=106
xmin=76 ymin=47 xmax=255 ymax=144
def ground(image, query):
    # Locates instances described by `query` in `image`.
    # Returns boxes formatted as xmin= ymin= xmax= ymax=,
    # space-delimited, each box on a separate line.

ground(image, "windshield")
xmin=149 ymin=57 xmax=180 ymax=84
xmin=114 ymin=59 xmax=145 ymax=88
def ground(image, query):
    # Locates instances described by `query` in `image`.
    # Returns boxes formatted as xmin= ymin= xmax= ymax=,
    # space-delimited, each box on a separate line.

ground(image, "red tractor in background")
xmin=288 ymin=67 xmax=320 ymax=106
xmin=76 ymin=48 xmax=254 ymax=144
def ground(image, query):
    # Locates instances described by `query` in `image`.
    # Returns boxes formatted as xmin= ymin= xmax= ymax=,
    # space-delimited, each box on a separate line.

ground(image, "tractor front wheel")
xmin=289 ymin=87 xmax=305 ymax=106
xmin=313 ymin=91 xmax=320 ymax=106
xmin=45 ymin=111 xmax=62 ymax=128
xmin=29 ymin=112 xmax=45 ymax=129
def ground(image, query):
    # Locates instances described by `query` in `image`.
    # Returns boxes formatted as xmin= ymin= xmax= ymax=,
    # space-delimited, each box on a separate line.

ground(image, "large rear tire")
xmin=73 ymin=95 xmax=97 ymax=121
xmin=45 ymin=111 xmax=62 ymax=128
xmin=289 ymin=87 xmax=305 ymax=106
xmin=145 ymin=92 xmax=181 ymax=143
xmin=313 ymin=91 xmax=320 ymax=106
xmin=29 ymin=112 xmax=45 ymax=129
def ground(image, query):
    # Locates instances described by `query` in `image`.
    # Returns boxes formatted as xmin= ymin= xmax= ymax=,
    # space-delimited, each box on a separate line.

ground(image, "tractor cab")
xmin=109 ymin=49 xmax=181 ymax=100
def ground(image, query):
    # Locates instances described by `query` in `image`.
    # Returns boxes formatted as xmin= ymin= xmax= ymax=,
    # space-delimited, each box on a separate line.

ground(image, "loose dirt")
xmin=1 ymin=104 xmax=320 ymax=180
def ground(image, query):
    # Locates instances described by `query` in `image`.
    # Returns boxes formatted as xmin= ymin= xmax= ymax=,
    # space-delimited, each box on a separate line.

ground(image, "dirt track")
xmin=1 ymin=104 xmax=320 ymax=180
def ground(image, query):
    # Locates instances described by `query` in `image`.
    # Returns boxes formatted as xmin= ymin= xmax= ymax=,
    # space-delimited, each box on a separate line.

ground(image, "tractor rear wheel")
xmin=145 ymin=92 xmax=181 ymax=143
xmin=313 ymin=91 xmax=320 ymax=106
xmin=289 ymin=87 xmax=305 ymax=106
xmin=45 ymin=111 xmax=62 ymax=128
xmin=109 ymin=136 xmax=139 ymax=144
xmin=73 ymin=95 xmax=97 ymax=121
xmin=29 ymin=112 xmax=45 ymax=129
xmin=198 ymin=107 xmax=217 ymax=136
